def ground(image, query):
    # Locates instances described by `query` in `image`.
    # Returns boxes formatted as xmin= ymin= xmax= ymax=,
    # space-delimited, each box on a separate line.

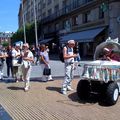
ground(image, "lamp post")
xmin=33 ymin=0 xmax=38 ymax=47
xmin=21 ymin=0 xmax=26 ymax=43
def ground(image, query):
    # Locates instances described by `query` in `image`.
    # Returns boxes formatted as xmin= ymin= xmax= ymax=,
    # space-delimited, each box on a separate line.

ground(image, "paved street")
xmin=0 ymin=77 xmax=120 ymax=120
xmin=0 ymin=60 xmax=120 ymax=120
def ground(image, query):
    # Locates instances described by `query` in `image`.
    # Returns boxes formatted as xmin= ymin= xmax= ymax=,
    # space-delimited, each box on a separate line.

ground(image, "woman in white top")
xmin=22 ymin=43 xmax=34 ymax=92
xmin=40 ymin=44 xmax=52 ymax=82
xmin=12 ymin=44 xmax=21 ymax=82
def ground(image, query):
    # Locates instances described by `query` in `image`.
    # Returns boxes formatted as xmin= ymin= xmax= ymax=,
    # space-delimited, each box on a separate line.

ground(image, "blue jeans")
xmin=62 ymin=63 xmax=74 ymax=91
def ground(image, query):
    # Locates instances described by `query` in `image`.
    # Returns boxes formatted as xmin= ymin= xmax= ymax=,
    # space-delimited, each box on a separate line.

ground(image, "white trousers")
xmin=22 ymin=65 xmax=31 ymax=88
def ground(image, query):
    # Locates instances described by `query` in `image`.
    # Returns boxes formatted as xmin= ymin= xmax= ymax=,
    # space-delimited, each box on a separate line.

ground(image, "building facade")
xmin=0 ymin=32 xmax=13 ymax=45
xmin=18 ymin=0 xmax=120 ymax=58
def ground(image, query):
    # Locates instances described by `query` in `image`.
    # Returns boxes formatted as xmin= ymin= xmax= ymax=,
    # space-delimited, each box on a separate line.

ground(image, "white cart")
xmin=77 ymin=39 xmax=120 ymax=105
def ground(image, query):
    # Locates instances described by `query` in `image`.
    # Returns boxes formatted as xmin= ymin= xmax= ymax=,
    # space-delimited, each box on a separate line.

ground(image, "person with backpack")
xmin=61 ymin=40 xmax=77 ymax=95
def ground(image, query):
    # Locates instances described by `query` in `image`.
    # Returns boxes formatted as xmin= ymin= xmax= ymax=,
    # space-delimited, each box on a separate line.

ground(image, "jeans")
xmin=7 ymin=65 xmax=13 ymax=77
xmin=62 ymin=63 xmax=74 ymax=91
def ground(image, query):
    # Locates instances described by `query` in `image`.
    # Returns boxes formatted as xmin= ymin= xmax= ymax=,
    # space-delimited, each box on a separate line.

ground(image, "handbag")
xmin=17 ymin=57 xmax=22 ymax=64
xmin=12 ymin=59 xmax=18 ymax=66
xmin=43 ymin=67 xmax=51 ymax=75
xmin=23 ymin=61 xmax=30 ymax=68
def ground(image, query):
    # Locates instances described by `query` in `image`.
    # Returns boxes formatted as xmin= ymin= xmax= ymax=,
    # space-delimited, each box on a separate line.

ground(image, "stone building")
xmin=18 ymin=0 xmax=120 ymax=58
xmin=0 ymin=32 xmax=13 ymax=45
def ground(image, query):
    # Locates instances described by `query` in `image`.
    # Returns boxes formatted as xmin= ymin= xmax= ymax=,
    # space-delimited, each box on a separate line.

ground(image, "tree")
xmin=11 ymin=22 xmax=42 ymax=45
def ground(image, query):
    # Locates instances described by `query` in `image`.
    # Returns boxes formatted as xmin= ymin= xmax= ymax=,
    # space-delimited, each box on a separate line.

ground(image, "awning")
xmin=39 ymin=38 xmax=52 ymax=44
xmin=60 ymin=27 xmax=105 ymax=43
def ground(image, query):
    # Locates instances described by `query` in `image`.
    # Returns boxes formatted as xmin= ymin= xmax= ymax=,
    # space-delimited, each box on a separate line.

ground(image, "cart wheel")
xmin=77 ymin=80 xmax=90 ymax=100
xmin=105 ymin=82 xmax=119 ymax=105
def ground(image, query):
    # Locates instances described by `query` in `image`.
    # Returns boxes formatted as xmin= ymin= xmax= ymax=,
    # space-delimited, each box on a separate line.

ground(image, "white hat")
xmin=16 ymin=44 xmax=20 ymax=47
xmin=67 ymin=40 xmax=75 ymax=44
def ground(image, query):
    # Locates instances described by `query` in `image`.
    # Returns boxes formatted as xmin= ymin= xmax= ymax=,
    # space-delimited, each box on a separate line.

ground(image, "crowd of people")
xmin=0 ymin=40 xmax=81 ymax=95
xmin=0 ymin=43 xmax=53 ymax=92
xmin=1 ymin=39 xmax=120 ymax=95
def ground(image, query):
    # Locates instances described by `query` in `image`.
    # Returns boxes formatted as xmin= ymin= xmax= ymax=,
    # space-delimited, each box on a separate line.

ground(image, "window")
xmin=83 ymin=11 xmax=91 ymax=23
xmin=63 ymin=20 xmax=71 ymax=31
xmin=99 ymin=7 xmax=104 ymax=19
xmin=83 ymin=0 xmax=93 ymax=3
xmin=55 ymin=23 xmax=59 ymax=31
xmin=55 ymin=4 xmax=59 ymax=12
xmin=48 ymin=9 xmax=52 ymax=16
xmin=47 ymin=0 xmax=52 ymax=5
xmin=54 ymin=5 xmax=59 ymax=17
xmin=72 ymin=16 xmax=78 ymax=26
xmin=42 ymin=12 xmax=46 ymax=19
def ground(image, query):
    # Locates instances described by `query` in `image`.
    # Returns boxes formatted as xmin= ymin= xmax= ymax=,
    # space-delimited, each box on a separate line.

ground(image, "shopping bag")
xmin=43 ymin=67 xmax=51 ymax=75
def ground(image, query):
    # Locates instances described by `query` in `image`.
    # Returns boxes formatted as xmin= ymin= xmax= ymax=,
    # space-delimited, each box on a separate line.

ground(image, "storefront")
xmin=60 ymin=27 xmax=106 ymax=59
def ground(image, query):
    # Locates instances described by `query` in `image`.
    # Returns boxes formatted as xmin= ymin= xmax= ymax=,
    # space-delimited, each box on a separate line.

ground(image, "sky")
xmin=0 ymin=0 xmax=20 ymax=32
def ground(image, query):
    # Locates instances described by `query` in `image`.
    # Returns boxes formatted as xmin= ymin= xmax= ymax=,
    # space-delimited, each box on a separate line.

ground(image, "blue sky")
xmin=0 ymin=0 xmax=20 ymax=32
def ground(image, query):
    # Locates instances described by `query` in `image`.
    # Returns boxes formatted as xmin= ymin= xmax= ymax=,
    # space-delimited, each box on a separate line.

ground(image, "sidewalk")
xmin=0 ymin=78 xmax=120 ymax=120
xmin=3 ymin=59 xmax=82 ymax=79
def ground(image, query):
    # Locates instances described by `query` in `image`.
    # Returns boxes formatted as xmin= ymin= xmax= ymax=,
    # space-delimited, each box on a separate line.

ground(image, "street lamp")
xmin=33 ymin=0 xmax=38 ymax=47
xmin=21 ymin=0 xmax=26 ymax=43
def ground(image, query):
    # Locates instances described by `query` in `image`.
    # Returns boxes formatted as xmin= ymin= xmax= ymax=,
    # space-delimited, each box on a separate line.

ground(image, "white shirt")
xmin=12 ymin=48 xmax=20 ymax=60
xmin=64 ymin=47 xmax=74 ymax=63
xmin=22 ymin=50 xmax=33 ymax=66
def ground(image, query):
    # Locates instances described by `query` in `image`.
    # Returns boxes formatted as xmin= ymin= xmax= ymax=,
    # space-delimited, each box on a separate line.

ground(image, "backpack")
xmin=59 ymin=46 xmax=67 ymax=63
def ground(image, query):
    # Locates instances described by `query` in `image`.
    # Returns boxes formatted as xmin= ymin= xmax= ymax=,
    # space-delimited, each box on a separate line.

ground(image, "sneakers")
xmin=48 ymin=78 xmax=53 ymax=81
xmin=24 ymin=86 xmax=30 ymax=92
xmin=67 ymin=86 xmax=74 ymax=91
xmin=61 ymin=90 xmax=67 ymax=95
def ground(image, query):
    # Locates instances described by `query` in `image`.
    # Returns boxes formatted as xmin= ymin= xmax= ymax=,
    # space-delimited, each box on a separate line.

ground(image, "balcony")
xmin=41 ymin=0 xmax=94 ymax=24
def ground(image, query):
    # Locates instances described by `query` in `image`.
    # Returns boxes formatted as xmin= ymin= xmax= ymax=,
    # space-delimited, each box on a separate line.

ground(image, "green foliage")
xmin=2 ymin=42 xmax=9 ymax=47
xmin=11 ymin=22 xmax=41 ymax=45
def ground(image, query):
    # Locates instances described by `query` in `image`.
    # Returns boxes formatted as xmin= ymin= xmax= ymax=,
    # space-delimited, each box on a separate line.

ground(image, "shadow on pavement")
xmin=46 ymin=86 xmax=61 ymax=93
xmin=7 ymin=86 xmax=24 ymax=91
xmin=68 ymin=92 xmax=110 ymax=106
xmin=0 ymin=78 xmax=16 ymax=83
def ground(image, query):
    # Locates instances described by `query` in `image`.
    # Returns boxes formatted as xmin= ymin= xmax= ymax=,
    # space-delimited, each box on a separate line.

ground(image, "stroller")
xmin=77 ymin=38 xmax=120 ymax=105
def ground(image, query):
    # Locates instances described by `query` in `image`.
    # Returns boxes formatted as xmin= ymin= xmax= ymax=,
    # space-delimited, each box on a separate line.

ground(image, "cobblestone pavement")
xmin=0 ymin=78 xmax=120 ymax=120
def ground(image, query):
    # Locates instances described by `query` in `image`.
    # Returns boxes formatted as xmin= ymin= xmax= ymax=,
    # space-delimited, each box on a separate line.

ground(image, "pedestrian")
xmin=6 ymin=45 xmax=13 ymax=77
xmin=0 ymin=46 xmax=7 ymax=79
xmin=61 ymin=40 xmax=77 ymax=95
xmin=35 ymin=45 xmax=40 ymax=65
xmin=46 ymin=45 xmax=50 ymax=53
xmin=22 ymin=43 xmax=34 ymax=92
xmin=102 ymin=47 xmax=120 ymax=61
xmin=40 ymin=44 xmax=53 ymax=82
xmin=12 ymin=44 xmax=21 ymax=82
